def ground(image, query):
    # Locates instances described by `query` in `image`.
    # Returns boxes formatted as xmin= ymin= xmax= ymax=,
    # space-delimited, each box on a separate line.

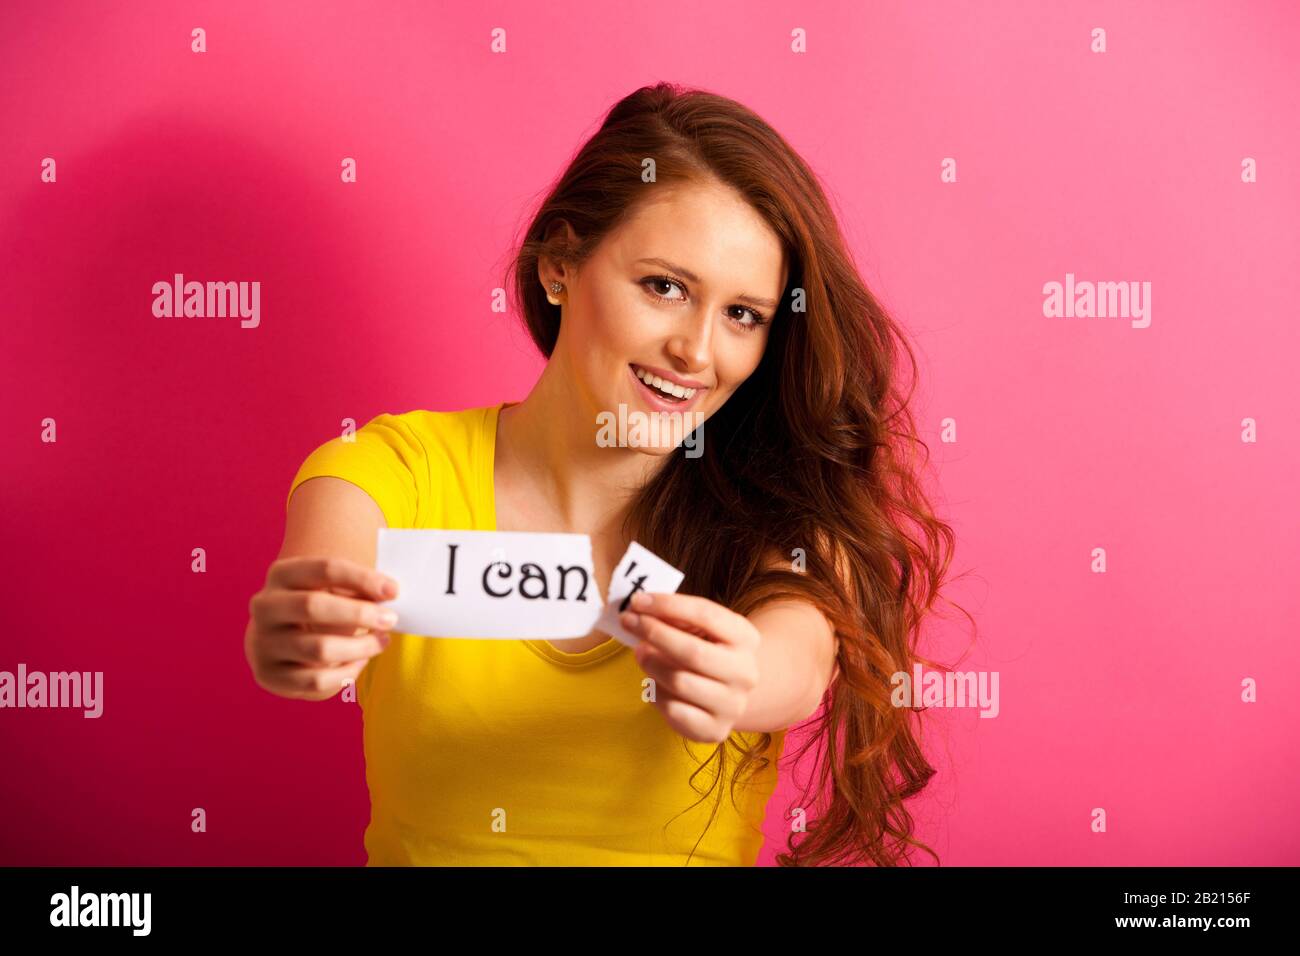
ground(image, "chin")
xmin=592 ymin=395 xmax=707 ymax=458
xmin=631 ymin=441 xmax=680 ymax=458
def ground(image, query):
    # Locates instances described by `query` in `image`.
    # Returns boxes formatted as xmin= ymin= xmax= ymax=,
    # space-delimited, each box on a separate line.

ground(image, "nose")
xmin=664 ymin=305 xmax=713 ymax=374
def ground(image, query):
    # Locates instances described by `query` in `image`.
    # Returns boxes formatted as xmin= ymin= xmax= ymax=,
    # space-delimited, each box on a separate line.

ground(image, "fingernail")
xmin=631 ymin=592 xmax=651 ymax=609
xmin=621 ymin=611 xmax=639 ymax=629
xmin=377 ymin=609 xmax=398 ymax=628
xmin=382 ymin=578 xmax=399 ymax=598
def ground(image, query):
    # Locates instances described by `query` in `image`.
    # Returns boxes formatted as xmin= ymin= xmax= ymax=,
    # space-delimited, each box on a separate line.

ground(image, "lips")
xmin=628 ymin=364 xmax=705 ymax=412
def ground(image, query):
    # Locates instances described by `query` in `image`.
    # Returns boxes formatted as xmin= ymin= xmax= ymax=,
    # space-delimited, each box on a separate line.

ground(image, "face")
xmin=542 ymin=178 xmax=788 ymax=456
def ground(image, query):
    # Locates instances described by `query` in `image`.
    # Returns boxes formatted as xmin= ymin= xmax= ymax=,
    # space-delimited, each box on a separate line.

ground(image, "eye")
xmin=640 ymin=275 xmax=687 ymax=302
xmin=640 ymin=275 xmax=771 ymax=332
xmin=727 ymin=305 xmax=769 ymax=331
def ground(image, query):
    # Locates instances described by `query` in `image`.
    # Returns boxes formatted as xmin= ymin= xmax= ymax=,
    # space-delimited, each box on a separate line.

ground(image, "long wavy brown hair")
xmin=506 ymin=82 xmax=972 ymax=866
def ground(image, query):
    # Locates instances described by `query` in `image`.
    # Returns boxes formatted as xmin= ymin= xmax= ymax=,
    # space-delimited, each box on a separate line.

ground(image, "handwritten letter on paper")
xmin=376 ymin=530 xmax=686 ymax=641
xmin=595 ymin=541 xmax=687 ymax=647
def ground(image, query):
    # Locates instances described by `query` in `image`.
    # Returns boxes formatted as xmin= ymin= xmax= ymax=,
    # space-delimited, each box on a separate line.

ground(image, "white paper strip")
xmin=377 ymin=529 xmax=601 ymax=638
xmin=376 ymin=530 xmax=686 ymax=642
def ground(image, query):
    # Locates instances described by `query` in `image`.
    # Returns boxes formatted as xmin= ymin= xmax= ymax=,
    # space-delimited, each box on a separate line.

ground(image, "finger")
xmin=303 ymin=614 xmax=384 ymax=638
xmin=265 ymin=628 xmax=390 ymax=666
xmin=268 ymin=556 xmax=398 ymax=602
xmin=254 ymin=588 xmax=398 ymax=633
xmin=624 ymin=611 xmax=744 ymax=682
xmin=652 ymin=685 xmax=729 ymax=744
xmin=636 ymin=644 xmax=734 ymax=716
xmin=279 ymin=658 xmax=370 ymax=698
xmin=303 ymin=618 xmax=371 ymax=637
xmin=628 ymin=592 xmax=752 ymax=646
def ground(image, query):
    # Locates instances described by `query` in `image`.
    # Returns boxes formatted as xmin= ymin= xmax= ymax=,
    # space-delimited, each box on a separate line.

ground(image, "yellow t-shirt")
xmin=286 ymin=402 xmax=786 ymax=865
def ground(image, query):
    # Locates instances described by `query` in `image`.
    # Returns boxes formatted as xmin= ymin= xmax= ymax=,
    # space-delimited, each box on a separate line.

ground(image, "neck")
xmin=496 ymin=351 xmax=667 ymax=540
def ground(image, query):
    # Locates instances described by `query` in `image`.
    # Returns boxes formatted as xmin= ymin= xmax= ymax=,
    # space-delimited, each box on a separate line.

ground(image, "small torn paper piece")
xmin=594 ymin=540 xmax=687 ymax=647
xmin=375 ymin=530 xmax=685 ymax=643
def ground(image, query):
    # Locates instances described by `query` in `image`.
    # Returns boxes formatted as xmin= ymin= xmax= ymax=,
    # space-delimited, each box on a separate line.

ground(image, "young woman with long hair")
xmin=245 ymin=82 xmax=959 ymax=867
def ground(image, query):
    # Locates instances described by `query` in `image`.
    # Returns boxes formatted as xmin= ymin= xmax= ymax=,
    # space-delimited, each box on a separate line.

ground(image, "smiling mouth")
xmin=630 ymin=364 xmax=698 ymax=402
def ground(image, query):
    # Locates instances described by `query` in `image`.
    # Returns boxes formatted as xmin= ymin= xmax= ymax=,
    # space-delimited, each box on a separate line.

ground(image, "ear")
xmin=538 ymin=219 xmax=581 ymax=288
xmin=538 ymin=227 xmax=579 ymax=295
xmin=543 ymin=217 xmax=579 ymax=245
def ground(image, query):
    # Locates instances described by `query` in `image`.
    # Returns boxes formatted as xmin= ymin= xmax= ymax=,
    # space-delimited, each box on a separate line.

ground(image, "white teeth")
xmin=634 ymin=366 xmax=695 ymax=400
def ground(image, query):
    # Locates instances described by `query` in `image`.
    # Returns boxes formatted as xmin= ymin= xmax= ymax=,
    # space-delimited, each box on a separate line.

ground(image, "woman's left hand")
xmin=622 ymin=591 xmax=761 ymax=744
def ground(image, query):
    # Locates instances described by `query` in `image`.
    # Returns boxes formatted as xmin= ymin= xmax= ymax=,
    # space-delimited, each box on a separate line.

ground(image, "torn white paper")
xmin=594 ymin=540 xmax=687 ymax=647
xmin=375 ymin=530 xmax=685 ymax=642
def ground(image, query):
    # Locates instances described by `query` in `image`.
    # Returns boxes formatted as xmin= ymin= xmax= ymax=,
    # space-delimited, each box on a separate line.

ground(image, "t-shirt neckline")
xmin=484 ymin=400 xmax=626 ymax=667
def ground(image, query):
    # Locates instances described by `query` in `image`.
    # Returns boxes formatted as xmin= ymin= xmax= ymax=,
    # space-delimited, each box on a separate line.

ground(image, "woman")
xmin=245 ymin=82 xmax=956 ymax=867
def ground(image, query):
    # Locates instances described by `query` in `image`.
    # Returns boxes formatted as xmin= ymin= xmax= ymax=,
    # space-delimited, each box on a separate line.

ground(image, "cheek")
xmin=713 ymin=338 xmax=767 ymax=393
xmin=584 ymin=285 xmax=647 ymax=354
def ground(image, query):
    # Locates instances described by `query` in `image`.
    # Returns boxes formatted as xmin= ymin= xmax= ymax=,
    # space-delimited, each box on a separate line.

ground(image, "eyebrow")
xmin=635 ymin=257 xmax=780 ymax=310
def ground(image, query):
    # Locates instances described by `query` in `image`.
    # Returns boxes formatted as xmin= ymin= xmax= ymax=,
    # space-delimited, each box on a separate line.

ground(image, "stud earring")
xmin=546 ymin=281 xmax=564 ymax=306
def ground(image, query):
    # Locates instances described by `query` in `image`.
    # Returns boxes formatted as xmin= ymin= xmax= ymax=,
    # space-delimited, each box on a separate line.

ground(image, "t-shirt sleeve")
xmin=285 ymin=413 xmax=427 ymax=529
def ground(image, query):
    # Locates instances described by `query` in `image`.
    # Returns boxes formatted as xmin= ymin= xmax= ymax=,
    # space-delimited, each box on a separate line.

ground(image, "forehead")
xmin=606 ymin=181 xmax=788 ymax=290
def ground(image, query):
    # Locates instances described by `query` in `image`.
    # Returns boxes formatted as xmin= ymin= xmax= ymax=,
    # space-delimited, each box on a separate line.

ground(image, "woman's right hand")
xmin=245 ymin=556 xmax=400 ymax=701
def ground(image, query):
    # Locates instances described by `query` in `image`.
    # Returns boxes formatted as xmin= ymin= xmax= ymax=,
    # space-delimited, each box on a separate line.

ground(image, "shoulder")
xmin=755 ymin=528 xmax=851 ymax=591
xmin=364 ymin=404 xmax=502 ymax=528
xmin=356 ymin=404 xmax=495 ymax=464
xmin=386 ymin=403 xmax=498 ymax=444
xmin=750 ymin=532 xmax=848 ymax=678
xmin=287 ymin=404 xmax=497 ymax=530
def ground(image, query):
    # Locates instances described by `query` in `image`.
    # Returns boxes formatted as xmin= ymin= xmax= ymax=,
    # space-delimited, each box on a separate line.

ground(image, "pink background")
xmin=2 ymin=0 xmax=1296 ymax=865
